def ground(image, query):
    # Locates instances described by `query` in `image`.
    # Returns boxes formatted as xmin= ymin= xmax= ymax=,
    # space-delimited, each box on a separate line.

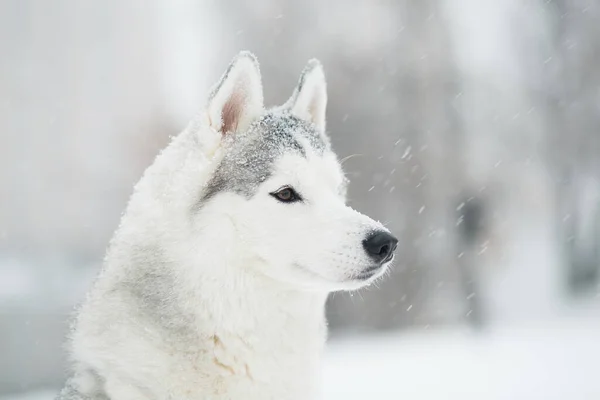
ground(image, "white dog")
xmin=57 ymin=51 xmax=397 ymax=400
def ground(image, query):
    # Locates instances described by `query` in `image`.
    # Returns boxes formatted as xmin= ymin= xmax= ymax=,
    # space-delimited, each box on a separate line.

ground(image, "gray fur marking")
xmin=55 ymin=378 xmax=109 ymax=400
xmin=198 ymin=111 xmax=328 ymax=206
xmin=116 ymin=243 xmax=199 ymax=343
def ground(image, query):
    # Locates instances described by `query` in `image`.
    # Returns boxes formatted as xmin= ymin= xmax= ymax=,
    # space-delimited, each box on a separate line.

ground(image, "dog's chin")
xmin=271 ymin=264 xmax=367 ymax=293
xmin=262 ymin=261 xmax=392 ymax=293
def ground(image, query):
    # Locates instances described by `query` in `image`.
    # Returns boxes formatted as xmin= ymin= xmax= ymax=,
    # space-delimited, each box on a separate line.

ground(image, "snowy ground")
xmin=5 ymin=317 xmax=600 ymax=400
xmin=324 ymin=324 xmax=600 ymax=400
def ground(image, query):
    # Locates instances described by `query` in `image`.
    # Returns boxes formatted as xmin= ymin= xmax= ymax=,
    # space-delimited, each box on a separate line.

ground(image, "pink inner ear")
xmin=221 ymin=91 xmax=243 ymax=135
xmin=309 ymin=99 xmax=320 ymax=124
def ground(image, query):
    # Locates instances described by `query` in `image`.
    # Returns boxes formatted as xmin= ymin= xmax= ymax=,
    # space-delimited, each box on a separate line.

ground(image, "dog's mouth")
xmin=353 ymin=270 xmax=379 ymax=281
xmin=353 ymin=255 xmax=394 ymax=281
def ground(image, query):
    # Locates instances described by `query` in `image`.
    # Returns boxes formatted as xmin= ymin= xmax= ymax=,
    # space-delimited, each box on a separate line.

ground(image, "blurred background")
xmin=1 ymin=0 xmax=600 ymax=399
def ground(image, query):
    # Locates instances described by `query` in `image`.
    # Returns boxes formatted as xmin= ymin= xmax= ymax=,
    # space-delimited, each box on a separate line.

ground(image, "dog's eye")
xmin=271 ymin=187 xmax=302 ymax=203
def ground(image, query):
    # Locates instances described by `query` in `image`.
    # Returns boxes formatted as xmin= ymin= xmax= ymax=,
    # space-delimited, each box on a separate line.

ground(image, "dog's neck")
xmin=176 ymin=246 xmax=330 ymax=349
xmin=197 ymin=265 xmax=328 ymax=335
xmin=181 ymin=261 xmax=329 ymax=393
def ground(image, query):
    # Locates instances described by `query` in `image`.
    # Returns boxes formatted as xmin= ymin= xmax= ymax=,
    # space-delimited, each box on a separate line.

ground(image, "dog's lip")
xmin=354 ymin=265 xmax=385 ymax=280
xmin=354 ymin=271 xmax=378 ymax=280
xmin=354 ymin=255 xmax=395 ymax=281
xmin=362 ymin=264 xmax=383 ymax=273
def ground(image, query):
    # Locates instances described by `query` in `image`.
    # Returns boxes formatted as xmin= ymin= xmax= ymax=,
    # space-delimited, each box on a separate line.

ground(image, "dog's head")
xmin=194 ymin=52 xmax=396 ymax=291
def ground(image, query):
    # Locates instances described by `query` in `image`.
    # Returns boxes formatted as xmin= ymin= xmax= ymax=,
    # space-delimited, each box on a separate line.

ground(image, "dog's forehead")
xmin=251 ymin=111 xmax=328 ymax=154
xmin=199 ymin=111 xmax=332 ymax=204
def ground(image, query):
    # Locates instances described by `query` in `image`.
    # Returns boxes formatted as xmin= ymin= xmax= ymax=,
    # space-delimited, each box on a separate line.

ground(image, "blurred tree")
xmin=546 ymin=0 xmax=600 ymax=296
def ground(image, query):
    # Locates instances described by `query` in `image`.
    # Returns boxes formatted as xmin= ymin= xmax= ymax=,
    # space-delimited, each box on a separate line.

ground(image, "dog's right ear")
xmin=284 ymin=59 xmax=327 ymax=132
xmin=207 ymin=51 xmax=264 ymax=136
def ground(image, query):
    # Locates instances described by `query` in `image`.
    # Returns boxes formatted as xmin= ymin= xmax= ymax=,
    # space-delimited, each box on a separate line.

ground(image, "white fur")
xmin=63 ymin=52 xmax=393 ymax=400
xmin=285 ymin=59 xmax=328 ymax=132
xmin=208 ymin=51 xmax=264 ymax=135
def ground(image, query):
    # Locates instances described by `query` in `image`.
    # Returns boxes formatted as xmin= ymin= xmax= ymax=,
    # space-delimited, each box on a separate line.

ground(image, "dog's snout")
xmin=362 ymin=231 xmax=398 ymax=263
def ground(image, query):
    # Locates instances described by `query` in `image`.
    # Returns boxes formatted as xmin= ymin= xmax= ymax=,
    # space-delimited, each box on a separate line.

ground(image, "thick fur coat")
xmin=57 ymin=52 xmax=396 ymax=400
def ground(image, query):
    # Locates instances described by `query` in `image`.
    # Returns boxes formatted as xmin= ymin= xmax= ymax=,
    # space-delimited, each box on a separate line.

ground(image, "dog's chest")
xmin=159 ymin=328 xmax=325 ymax=400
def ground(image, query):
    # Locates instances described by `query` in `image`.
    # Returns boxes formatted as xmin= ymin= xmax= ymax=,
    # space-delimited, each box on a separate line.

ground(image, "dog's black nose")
xmin=362 ymin=231 xmax=398 ymax=263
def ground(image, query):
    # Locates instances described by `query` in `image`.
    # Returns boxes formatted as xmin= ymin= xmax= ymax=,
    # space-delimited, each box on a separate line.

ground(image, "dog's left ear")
xmin=207 ymin=51 xmax=264 ymax=136
xmin=285 ymin=59 xmax=327 ymax=132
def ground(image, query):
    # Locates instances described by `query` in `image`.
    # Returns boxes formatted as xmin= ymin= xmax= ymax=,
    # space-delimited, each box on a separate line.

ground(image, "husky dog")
xmin=57 ymin=52 xmax=397 ymax=400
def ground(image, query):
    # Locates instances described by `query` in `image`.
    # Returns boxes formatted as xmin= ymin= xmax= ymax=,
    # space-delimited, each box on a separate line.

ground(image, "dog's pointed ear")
xmin=207 ymin=51 xmax=264 ymax=136
xmin=285 ymin=59 xmax=327 ymax=132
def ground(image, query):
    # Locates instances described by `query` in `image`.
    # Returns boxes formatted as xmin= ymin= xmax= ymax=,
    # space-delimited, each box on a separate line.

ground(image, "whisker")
xmin=340 ymin=153 xmax=363 ymax=165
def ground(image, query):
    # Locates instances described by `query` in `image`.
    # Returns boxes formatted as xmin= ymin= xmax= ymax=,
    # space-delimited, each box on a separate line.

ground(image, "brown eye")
xmin=271 ymin=187 xmax=302 ymax=203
